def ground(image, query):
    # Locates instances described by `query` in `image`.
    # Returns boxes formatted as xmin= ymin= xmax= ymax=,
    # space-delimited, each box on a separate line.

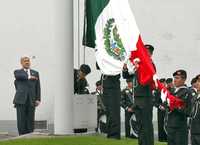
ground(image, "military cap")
xmin=144 ymin=44 xmax=154 ymax=53
xmin=96 ymin=80 xmax=102 ymax=86
xmin=173 ymin=69 xmax=187 ymax=79
xmin=126 ymin=78 xmax=133 ymax=83
xmin=191 ymin=77 xmax=197 ymax=85
xmin=159 ymin=78 xmax=166 ymax=83
xmin=195 ymin=74 xmax=200 ymax=80
xmin=166 ymin=78 xmax=173 ymax=84
xmin=80 ymin=64 xmax=91 ymax=75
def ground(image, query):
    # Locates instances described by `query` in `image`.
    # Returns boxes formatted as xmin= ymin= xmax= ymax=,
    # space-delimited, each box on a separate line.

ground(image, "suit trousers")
xmin=16 ymin=97 xmax=35 ymax=135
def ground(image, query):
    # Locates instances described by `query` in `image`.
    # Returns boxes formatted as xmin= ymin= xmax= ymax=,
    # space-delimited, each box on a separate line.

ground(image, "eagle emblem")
xmin=103 ymin=18 xmax=126 ymax=61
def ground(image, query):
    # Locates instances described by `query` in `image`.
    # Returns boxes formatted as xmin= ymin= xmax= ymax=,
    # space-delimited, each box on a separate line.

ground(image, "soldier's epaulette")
xmin=125 ymin=90 xmax=129 ymax=94
xmin=175 ymin=87 xmax=190 ymax=99
xmin=191 ymin=90 xmax=197 ymax=97
xmin=189 ymin=88 xmax=197 ymax=97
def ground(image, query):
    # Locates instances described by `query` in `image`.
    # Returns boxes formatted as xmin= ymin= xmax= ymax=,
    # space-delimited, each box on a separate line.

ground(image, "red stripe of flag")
xmin=129 ymin=35 xmax=155 ymax=85
xmin=129 ymin=35 xmax=185 ymax=111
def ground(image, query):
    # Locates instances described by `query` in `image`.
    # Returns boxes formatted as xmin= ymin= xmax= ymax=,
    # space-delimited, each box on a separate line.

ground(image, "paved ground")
xmin=0 ymin=132 xmax=17 ymax=140
xmin=0 ymin=132 xmax=52 ymax=142
xmin=0 ymin=120 xmax=159 ymax=141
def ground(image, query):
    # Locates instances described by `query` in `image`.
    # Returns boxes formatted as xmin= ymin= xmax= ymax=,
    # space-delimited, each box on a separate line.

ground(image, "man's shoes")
xmin=158 ymin=139 xmax=167 ymax=142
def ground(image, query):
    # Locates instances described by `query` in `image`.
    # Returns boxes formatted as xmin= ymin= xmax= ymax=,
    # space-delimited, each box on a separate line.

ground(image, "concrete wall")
xmin=0 ymin=0 xmax=55 ymax=123
xmin=83 ymin=0 xmax=200 ymax=91
xmin=0 ymin=0 xmax=199 ymax=133
xmin=129 ymin=0 xmax=200 ymax=82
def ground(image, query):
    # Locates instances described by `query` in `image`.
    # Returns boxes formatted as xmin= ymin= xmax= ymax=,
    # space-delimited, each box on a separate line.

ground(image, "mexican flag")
xmin=83 ymin=0 xmax=155 ymax=81
xmin=83 ymin=0 xmax=186 ymax=111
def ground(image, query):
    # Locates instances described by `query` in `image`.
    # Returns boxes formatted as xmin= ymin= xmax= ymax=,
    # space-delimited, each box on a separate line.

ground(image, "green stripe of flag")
xmin=83 ymin=0 xmax=110 ymax=48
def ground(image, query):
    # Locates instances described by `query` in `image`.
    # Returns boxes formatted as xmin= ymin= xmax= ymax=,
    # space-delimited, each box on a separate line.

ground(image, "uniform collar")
xmin=193 ymin=87 xmax=198 ymax=93
xmin=174 ymin=85 xmax=187 ymax=93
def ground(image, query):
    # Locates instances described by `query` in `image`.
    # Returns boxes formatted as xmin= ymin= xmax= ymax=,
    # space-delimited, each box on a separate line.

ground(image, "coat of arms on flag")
xmin=103 ymin=18 xmax=126 ymax=61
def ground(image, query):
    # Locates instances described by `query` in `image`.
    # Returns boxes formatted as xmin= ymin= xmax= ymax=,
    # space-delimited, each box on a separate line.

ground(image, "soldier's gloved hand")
xmin=123 ymin=63 xmax=128 ymax=70
xmin=133 ymin=58 xmax=140 ymax=71
xmin=35 ymin=100 xmax=41 ymax=107
xmin=153 ymin=74 xmax=158 ymax=88
xmin=187 ymin=118 xmax=191 ymax=129
xmin=159 ymin=105 xmax=165 ymax=111
xmin=161 ymin=89 xmax=168 ymax=103
xmin=127 ymin=107 xmax=133 ymax=112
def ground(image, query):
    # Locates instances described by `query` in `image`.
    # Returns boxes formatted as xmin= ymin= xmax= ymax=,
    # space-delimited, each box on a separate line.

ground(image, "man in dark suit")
xmin=13 ymin=56 xmax=41 ymax=135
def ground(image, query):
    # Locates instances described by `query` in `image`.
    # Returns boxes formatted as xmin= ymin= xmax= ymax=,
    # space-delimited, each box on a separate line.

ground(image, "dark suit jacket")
xmin=13 ymin=69 xmax=41 ymax=106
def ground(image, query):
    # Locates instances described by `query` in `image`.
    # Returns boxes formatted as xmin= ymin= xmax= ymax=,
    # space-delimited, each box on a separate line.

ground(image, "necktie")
xmin=25 ymin=69 xmax=29 ymax=78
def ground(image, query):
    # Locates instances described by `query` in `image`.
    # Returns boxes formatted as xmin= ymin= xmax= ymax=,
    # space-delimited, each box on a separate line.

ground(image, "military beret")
xmin=166 ymin=78 xmax=173 ymax=84
xmin=159 ymin=78 xmax=166 ymax=83
xmin=144 ymin=44 xmax=154 ymax=53
xmin=80 ymin=64 xmax=91 ymax=75
xmin=173 ymin=69 xmax=187 ymax=79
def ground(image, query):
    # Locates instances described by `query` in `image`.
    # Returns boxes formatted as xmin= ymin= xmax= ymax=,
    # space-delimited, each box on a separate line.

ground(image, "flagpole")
xmin=83 ymin=0 xmax=86 ymax=64
xmin=54 ymin=0 xmax=73 ymax=134
xmin=78 ymin=0 xmax=80 ymax=67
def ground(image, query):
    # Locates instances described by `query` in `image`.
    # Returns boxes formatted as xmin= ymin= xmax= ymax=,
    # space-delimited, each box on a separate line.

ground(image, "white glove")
xmin=167 ymin=98 xmax=170 ymax=105
xmin=153 ymin=74 xmax=158 ymax=88
xmin=126 ymin=59 xmax=135 ymax=74
xmin=133 ymin=58 xmax=140 ymax=71
xmin=133 ymin=58 xmax=140 ymax=64
xmin=161 ymin=89 xmax=168 ymax=103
